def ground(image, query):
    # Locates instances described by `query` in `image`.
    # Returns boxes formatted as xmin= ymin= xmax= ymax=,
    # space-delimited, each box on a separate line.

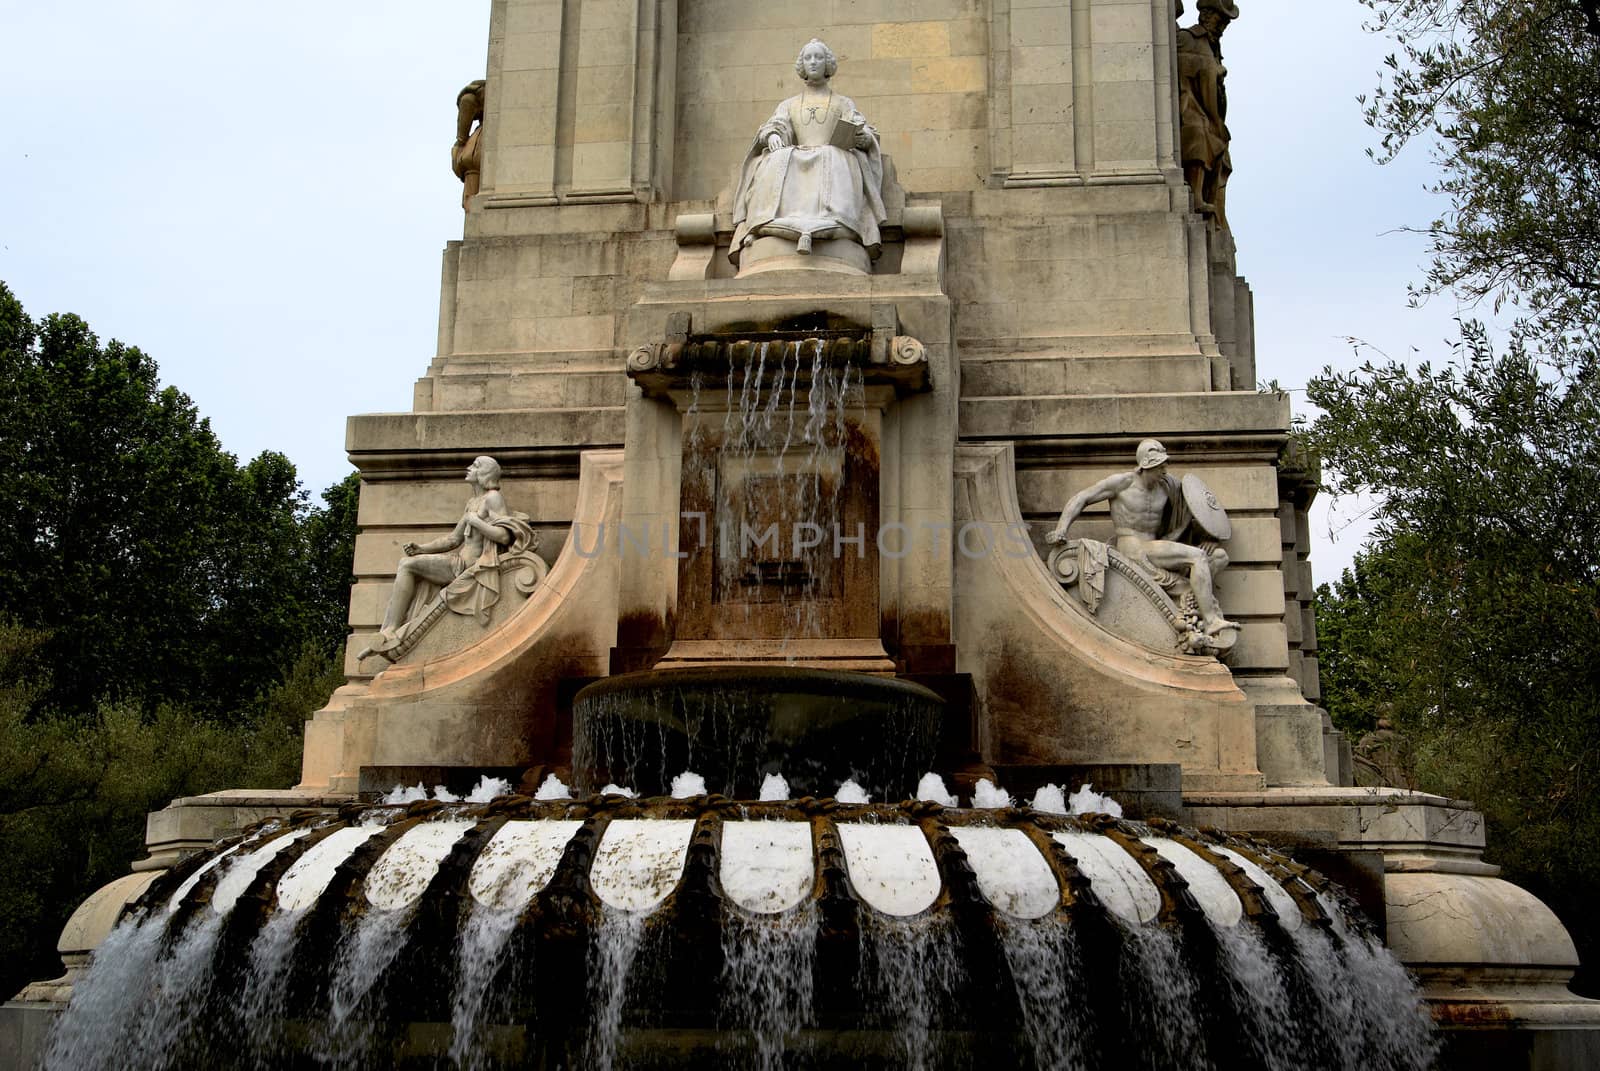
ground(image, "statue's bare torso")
xmin=1102 ymin=473 xmax=1169 ymax=538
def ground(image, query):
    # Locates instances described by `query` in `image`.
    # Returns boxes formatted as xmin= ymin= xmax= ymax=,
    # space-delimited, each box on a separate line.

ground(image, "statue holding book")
xmin=730 ymin=39 xmax=887 ymax=274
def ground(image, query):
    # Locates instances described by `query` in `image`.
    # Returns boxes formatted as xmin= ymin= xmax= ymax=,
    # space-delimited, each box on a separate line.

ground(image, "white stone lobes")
xmin=1214 ymin=845 xmax=1302 ymax=932
xmin=1144 ymin=836 xmax=1242 ymax=928
xmin=365 ymin=820 xmax=476 ymax=911
xmin=719 ymin=821 xmax=815 ymax=914
xmin=276 ymin=827 xmax=384 ymax=911
xmin=590 ymin=819 xmax=696 ymax=911
xmin=166 ymin=843 xmax=245 ymax=912
xmin=210 ymin=830 xmax=312 ymax=916
xmin=1052 ymin=830 xmax=1161 ymax=925
xmin=950 ymin=827 xmax=1059 ymax=919
xmin=469 ymin=820 xmax=585 ymax=911
xmin=838 ymin=824 xmax=941 ymax=917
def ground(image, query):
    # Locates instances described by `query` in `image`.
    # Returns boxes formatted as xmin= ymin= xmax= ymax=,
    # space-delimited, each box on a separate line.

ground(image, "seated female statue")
xmin=730 ymin=39 xmax=887 ymax=273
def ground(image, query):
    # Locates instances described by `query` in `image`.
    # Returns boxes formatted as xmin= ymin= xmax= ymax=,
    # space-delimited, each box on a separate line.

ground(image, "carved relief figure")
xmin=452 ymin=79 xmax=487 ymax=211
xmin=730 ymin=39 xmax=887 ymax=268
xmin=1046 ymin=439 xmax=1239 ymax=655
xmin=359 ymin=456 xmax=540 ymax=662
xmin=1177 ymin=0 xmax=1237 ymax=228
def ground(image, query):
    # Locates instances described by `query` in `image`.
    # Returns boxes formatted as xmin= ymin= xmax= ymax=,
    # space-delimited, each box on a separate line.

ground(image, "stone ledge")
xmin=347 ymin=408 xmax=627 ymax=455
xmin=959 ymin=391 xmax=1291 ymax=440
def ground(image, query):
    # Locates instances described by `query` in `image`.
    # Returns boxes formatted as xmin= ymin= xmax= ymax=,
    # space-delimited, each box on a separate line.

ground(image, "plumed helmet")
xmin=1135 ymin=439 xmax=1170 ymax=470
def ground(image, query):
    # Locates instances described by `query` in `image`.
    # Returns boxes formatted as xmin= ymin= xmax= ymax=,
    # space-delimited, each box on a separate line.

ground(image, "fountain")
xmin=7 ymin=3 xmax=1600 ymax=1068
xmin=40 ymin=793 xmax=1439 ymax=1069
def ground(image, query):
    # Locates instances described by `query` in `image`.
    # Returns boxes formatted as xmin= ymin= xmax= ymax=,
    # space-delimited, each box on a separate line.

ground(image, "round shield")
xmin=1182 ymin=473 xmax=1232 ymax=541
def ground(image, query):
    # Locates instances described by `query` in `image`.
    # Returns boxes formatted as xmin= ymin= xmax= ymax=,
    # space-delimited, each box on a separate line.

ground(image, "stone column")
xmin=481 ymin=0 xmax=677 ymax=206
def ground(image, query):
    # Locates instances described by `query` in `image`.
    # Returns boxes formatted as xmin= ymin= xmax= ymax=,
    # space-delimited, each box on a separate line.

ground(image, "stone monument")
xmin=356 ymin=455 xmax=544 ymax=664
xmin=6 ymin=2 xmax=1599 ymax=1067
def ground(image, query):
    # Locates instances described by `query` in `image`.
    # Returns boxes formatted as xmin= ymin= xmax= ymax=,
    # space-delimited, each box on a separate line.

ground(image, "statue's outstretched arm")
xmin=1046 ymin=473 xmax=1129 ymax=543
xmin=404 ymin=517 xmax=469 ymax=557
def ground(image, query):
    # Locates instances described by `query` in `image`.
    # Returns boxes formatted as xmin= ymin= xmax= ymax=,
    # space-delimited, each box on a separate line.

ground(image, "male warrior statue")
xmin=1046 ymin=439 xmax=1237 ymax=638
xmin=1177 ymin=0 xmax=1238 ymax=227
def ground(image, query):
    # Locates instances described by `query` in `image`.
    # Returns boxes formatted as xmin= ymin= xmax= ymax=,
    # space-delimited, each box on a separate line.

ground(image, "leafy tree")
xmin=304 ymin=471 xmax=362 ymax=657
xmin=0 ymin=282 xmax=358 ymax=995
xmin=0 ymin=622 xmax=344 ymax=998
xmin=1359 ymin=0 xmax=1600 ymax=338
xmin=1305 ymin=325 xmax=1600 ymax=993
xmin=0 ymin=281 xmax=356 ymax=715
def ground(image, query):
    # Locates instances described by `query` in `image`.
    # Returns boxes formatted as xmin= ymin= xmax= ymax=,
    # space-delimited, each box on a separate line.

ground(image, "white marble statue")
xmin=730 ymin=39 xmax=887 ymax=267
xmin=1046 ymin=439 xmax=1239 ymax=652
xmin=359 ymin=455 xmax=538 ymax=662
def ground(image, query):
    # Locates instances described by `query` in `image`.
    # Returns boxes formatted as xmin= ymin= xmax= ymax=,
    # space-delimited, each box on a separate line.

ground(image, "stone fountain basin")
xmin=571 ymin=666 xmax=945 ymax=800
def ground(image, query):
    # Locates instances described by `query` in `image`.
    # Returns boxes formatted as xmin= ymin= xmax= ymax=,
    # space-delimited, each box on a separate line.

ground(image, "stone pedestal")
xmin=1187 ymin=786 xmax=1600 ymax=1052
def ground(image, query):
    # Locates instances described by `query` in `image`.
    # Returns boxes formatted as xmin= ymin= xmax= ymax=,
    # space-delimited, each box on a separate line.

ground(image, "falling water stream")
xmin=41 ymin=791 xmax=1440 ymax=1071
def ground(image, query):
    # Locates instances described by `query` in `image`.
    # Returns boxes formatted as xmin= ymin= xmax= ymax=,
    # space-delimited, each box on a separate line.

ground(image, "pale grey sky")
xmin=1 ymin=3 xmax=1473 ymax=586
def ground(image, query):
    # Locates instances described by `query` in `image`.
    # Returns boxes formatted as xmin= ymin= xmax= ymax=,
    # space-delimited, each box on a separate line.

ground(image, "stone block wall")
xmin=675 ymin=0 xmax=992 ymax=199
xmin=480 ymin=0 xmax=1180 ymax=205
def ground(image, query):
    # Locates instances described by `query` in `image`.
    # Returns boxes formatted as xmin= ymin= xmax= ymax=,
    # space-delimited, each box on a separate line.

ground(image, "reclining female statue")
xmin=358 ymin=455 xmax=535 ymax=662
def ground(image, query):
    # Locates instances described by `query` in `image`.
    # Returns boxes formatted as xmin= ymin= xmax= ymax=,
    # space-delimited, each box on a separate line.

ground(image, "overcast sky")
xmin=2 ymin=3 xmax=1477 ymax=585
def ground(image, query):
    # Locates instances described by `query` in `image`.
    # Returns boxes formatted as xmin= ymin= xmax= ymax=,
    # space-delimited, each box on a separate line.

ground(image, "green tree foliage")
xmin=0 ymin=622 xmax=344 ymax=998
xmin=0 ymin=282 xmax=359 ymax=996
xmin=0 ymin=281 xmax=356 ymax=714
xmin=1359 ymin=0 xmax=1600 ymax=338
xmin=1306 ymin=326 xmax=1600 ymax=991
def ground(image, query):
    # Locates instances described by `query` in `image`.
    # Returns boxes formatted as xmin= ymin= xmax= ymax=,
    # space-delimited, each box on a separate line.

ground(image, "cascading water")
xmin=43 ymin=792 xmax=1439 ymax=1070
xmin=706 ymin=337 xmax=859 ymax=645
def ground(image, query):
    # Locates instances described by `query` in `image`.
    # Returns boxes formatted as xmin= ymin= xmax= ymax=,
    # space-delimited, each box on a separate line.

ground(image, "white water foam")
xmin=670 ymin=771 xmax=708 ymax=798
xmin=466 ymin=775 xmax=514 ymax=802
xmin=915 ymin=772 xmax=959 ymax=807
xmin=835 ymin=779 xmax=870 ymax=804
xmin=1067 ymin=783 xmax=1123 ymax=817
xmin=1030 ymin=783 xmax=1069 ymax=815
xmin=534 ymin=772 xmax=572 ymax=800
xmin=971 ymin=778 xmax=1014 ymax=808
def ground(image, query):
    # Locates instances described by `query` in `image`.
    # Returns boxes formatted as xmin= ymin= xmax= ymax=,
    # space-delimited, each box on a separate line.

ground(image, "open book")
xmin=828 ymin=116 xmax=865 ymax=150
